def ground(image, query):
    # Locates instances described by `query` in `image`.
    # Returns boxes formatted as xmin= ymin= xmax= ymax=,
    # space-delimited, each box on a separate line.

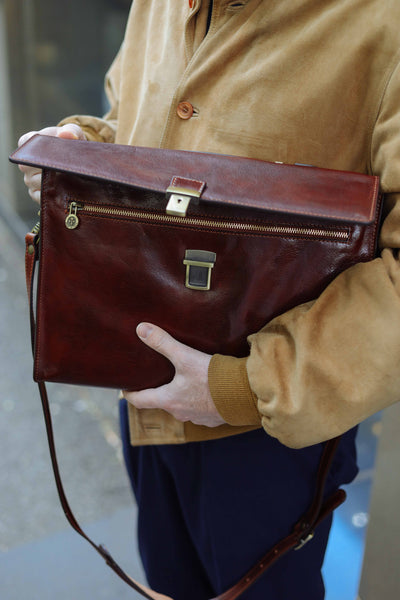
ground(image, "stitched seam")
xmin=369 ymin=193 xmax=384 ymax=258
xmin=170 ymin=176 xmax=206 ymax=194
xmin=17 ymin=149 xmax=379 ymax=223
xmin=33 ymin=170 xmax=50 ymax=381
xmin=18 ymin=153 xmax=377 ymax=223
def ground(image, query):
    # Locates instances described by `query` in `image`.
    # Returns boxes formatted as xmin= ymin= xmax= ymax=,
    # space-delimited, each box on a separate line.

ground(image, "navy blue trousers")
xmin=119 ymin=399 xmax=358 ymax=600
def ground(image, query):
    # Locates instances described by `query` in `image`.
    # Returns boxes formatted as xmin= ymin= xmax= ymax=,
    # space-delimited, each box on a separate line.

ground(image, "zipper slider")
xmin=65 ymin=201 xmax=82 ymax=230
xmin=31 ymin=210 xmax=41 ymax=236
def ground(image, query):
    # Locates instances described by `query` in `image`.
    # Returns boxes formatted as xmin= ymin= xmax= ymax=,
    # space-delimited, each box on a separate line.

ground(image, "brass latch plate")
xmin=183 ymin=250 xmax=216 ymax=291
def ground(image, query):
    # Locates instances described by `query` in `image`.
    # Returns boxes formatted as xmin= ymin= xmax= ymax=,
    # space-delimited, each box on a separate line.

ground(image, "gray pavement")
xmin=0 ymin=214 xmax=145 ymax=597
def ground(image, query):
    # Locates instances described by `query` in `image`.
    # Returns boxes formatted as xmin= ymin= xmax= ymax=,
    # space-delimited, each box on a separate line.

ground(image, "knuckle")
xmin=32 ymin=172 xmax=42 ymax=186
xmin=39 ymin=126 xmax=58 ymax=136
xmin=166 ymin=394 xmax=190 ymax=423
xmin=126 ymin=391 xmax=143 ymax=408
xmin=59 ymin=123 xmax=85 ymax=139
xmin=24 ymin=170 xmax=42 ymax=190
xmin=69 ymin=123 xmax=83 ymax=134
xmin=18 ymin=131 xmax=36 ymax=146
xmin=28 ymin=188 xmax=41 ymax=203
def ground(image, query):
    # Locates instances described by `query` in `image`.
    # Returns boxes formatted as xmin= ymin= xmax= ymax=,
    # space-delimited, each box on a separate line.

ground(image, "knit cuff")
xmin=208 ymin=354 xmax=261 ymax=427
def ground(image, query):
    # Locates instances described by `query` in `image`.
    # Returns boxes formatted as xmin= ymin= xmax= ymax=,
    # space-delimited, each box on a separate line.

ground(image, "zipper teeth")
xmin=79 ymin=204 xmax=349 ymax=240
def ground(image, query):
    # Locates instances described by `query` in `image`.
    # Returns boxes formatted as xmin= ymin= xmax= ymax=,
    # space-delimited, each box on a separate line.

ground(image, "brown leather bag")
xmin=10 ymin=135 xmax=382 ymax=599
xmin=11 ymin=134 xmax=381 ymax=391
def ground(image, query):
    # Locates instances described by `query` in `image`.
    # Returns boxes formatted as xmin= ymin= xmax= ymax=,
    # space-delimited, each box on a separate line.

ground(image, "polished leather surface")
xmin=11 ymin=137 xmax=382 ymax=391
xmin=11 ymin=134 xmax=379 ymax=223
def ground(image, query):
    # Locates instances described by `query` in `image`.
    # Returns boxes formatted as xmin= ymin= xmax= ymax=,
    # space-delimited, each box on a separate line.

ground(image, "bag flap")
xmin=10 ymin=134 xmax=380 ymax=224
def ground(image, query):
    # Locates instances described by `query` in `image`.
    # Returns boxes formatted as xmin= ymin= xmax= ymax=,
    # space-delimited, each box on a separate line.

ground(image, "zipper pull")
xmin=65 ymin=202 xmax=81 ymax=230
xmin=31 ymin=210 xmax=41 ymax=236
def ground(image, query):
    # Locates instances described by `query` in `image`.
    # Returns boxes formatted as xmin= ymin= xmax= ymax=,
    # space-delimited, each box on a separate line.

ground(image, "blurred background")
xmin=0 ymin=0 xmax=130 ymax=227
xmin=0 ymin=1 xmax=399 ymax=599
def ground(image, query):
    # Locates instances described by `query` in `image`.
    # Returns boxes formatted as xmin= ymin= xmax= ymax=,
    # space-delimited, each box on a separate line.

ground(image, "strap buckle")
xmin=294 ymin=531 xmax=315 ymax=550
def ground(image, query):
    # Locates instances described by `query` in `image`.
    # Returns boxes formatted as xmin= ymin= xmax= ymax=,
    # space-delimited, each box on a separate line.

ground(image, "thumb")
xmin=137 ymin=323 xmax=181 ymax=364
xmin=57 ymin=123 xmax=86 ymax=140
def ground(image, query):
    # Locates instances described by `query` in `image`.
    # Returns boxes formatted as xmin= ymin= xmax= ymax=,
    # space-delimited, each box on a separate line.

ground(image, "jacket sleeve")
xmin=57 ymin=46 xmax=122 ymax=143
xmin=209 ymin=59 xmax=400 ymax=448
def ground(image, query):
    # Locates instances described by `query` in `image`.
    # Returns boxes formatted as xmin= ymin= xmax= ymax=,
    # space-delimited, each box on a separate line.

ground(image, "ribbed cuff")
xmin=208 ymin=354 xmax=261 ymax=427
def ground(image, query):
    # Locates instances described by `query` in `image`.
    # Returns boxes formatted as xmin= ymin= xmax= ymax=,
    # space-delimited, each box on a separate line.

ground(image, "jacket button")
xmin=177 ymin=102 xmax=194 ymax=120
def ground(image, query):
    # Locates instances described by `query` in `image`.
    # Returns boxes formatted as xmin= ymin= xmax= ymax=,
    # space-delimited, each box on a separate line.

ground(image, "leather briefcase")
xmin=9 ymin=134 xmax=382 ymax=599
xmin=10 ymin=134 xmax=381 ymax=392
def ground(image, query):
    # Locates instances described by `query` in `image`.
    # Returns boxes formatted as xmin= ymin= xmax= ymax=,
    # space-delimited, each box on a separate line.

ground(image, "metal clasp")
xmin=166 ymin=193 xmax=192 ymax=217
xmin=294 ymin=532 xmax=314 ymax=550
xmin=183 ymin=250 xmax=216 ymax=291
xmin=166 ymin=184 xmax=202 ymax=217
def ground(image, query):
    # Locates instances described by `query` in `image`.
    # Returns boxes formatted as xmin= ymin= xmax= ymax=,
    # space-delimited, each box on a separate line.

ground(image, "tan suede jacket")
xmin=61 ymin=0 xmax=400 ymax=448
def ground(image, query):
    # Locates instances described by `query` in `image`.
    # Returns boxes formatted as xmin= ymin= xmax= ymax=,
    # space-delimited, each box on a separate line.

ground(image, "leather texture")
xmin=11 ymin=134 xmax=379 ymax=222
xmin=11 ymin=135 xmax=382 ymax=392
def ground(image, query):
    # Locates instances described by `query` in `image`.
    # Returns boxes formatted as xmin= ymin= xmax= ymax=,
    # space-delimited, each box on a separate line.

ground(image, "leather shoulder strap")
xmin=26 ymin=233 xmax=171 ymax=600
xmin=25 ymin=232 xmax=345 ymax=600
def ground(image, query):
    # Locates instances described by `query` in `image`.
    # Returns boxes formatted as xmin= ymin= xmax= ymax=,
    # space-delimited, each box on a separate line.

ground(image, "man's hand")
xmin=18 ymin=124 xmax=86 ymax=204
xmin=124 ymin=323 xmax=226 ymax=428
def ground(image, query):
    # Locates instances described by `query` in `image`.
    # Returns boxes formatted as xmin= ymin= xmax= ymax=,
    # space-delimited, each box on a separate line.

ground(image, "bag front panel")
xmin=33 ymin=169 xmax=379 ymax=391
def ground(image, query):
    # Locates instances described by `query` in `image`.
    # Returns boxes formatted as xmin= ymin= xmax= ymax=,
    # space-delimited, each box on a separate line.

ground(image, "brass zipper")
xmin=65 ymin=201 xmax=350 ymax=241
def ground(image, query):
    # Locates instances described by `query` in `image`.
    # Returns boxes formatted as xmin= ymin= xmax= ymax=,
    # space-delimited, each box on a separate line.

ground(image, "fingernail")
xmin=137 ymin=323 xmax=152 ymax=339
xmin=57 ymin=131 xmax=79 ymax=140
xmin=61 ymin=125 xmax=80 ymax=139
